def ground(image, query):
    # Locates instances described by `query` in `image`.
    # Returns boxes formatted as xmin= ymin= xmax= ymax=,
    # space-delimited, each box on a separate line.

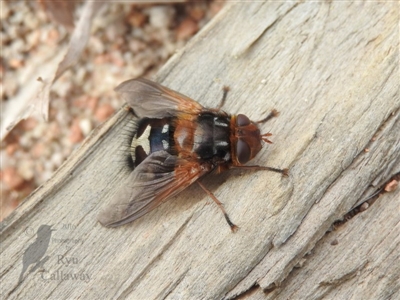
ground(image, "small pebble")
xmin=2 ymin=167 xmax=25 ymax=190
xmin=87 ymin=97 xmax=99 ymax=111
xmin=359 ymin=202 xmax=369 ymax=212
xmin=32 ymin=122 xmax=48 ymax=139
xmin=384 ymin=180 xmax=398 ymax=192
xmin=9 ymin=58 xmax=24 ymax=69
xmin=148 ymin=6 xmax=175 ymax=28
xmin=69 ymin=119 xmax=84 ymax=144
xmin=95 ymin=103 xmax=114 ymax=122
xmin=189 ymin=6 xmax=205 ymax=22
xmin=177 ymin=18 xmax=199 ymax=40
xmin=47 ymin=28 xmax=60 ymax=44
xmin=79 ymin=118 xmax=92 ymax=136
xmin=6 ymin=143 xmax=19 ymax=155
xmin=128 ymin=10 xmax=147 ymax=28
xmin=17 ymin=160 xmax=35 ymax=181
xmin=105 ymin=19 xmax=127 ymax=42
xmin=32 ymin=142 xmax=47 ymax=158
xmin=21 ymin=118 xmax=38 ymax=130
xmin=129 ymin=39 xmax=146 ymax=54
xmin=19 ymin=135 xmax=32 ymax=148
xmin=51 ymin=152 xmax=64 ymax=167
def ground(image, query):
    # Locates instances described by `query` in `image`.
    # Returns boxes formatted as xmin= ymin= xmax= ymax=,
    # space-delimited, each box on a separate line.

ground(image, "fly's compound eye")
xmin=237 ymin=139 xmax=251 ymax=164
xmin=237 ymin=114 xmax=251 ymax=126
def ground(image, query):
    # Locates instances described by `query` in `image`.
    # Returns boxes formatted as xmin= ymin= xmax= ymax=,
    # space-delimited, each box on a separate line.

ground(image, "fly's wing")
xmin=98 ymin=150 xmax=212 ymax=227
xmin=115 ymin=78 xmax=203 ymax=119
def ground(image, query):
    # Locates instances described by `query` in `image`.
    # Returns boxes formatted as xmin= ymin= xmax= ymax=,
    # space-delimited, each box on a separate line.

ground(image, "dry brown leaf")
xmin=2 ymin=1 xmax=106 ymax=141
xmin=55 ymin=1 xmax=105 ymax=80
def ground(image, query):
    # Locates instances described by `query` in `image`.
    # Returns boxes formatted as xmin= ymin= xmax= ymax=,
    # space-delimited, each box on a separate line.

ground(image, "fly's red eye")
xmin=237 ymin=139 xmax=251 ymax=164
xmin=237 ymin=114 xmax=250 ymax=126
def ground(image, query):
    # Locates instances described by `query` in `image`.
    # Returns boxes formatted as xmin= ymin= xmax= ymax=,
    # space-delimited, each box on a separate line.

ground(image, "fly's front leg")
xmin=256 ymin=109 xmax=280 ymax=124
xmin=231 ymin=165 xmax=289 ymax=176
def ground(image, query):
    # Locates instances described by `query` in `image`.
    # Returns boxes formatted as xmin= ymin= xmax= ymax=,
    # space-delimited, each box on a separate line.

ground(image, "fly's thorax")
xmin=174 ymin=113 xmax=232 ymax=162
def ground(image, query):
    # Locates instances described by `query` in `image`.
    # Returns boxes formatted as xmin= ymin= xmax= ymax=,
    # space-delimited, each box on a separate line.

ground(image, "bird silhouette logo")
xmin=18 ymin=224 xmax=55 ymax=283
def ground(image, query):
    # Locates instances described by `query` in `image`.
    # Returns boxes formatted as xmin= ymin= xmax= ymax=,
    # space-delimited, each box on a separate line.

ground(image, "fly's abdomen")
xmin=131 ymin=118 xmax=174 ymax=166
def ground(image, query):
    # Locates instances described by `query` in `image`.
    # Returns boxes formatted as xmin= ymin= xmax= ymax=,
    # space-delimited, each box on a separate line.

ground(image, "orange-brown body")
xmin=98 ymin=78 xmax=284 ymax=230
xmin=133 ymin=111 xmax=267 ymax=175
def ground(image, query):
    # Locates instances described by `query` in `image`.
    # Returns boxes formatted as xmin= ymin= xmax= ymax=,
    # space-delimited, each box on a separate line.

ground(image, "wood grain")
xmin=1 ymin=2 xmax=399 ymax=299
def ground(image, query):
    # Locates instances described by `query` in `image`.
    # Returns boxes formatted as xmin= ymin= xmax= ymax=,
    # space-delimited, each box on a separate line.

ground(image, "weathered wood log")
xmin=1 ymin=2 xmax=399 ymax=299
xmin=242 ymin=182 xmax=400 ymax=300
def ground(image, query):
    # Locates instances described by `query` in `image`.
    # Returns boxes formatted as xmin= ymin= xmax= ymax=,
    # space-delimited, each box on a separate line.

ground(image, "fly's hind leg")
xmin=231 ymin=165 xmax=289 ymax=177
xmin=197 ymin=181 xmax=238 ymax=232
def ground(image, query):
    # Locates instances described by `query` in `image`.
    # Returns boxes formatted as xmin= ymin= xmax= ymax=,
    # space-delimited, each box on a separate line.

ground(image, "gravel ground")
xmin=1 ymin=1 xmax=225 ymax=221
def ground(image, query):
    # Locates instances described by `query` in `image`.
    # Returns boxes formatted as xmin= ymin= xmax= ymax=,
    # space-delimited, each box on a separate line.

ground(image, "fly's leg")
xmin=216 ymin=86 xmax=230 ymax=110
xmin=197 ymin=181 xmax=238 ymax=232
xmin=256 ymin=109 xmax=280 ymax=124
xmin=231 ymin=165 xmax=289 ymax=176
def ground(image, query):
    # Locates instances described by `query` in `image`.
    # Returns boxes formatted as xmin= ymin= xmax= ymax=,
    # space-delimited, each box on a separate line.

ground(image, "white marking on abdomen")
xmin=131 ymin=125 xmax=151 ymax=161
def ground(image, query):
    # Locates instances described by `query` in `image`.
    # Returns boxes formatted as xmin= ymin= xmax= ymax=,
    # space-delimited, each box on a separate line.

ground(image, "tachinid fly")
xmin=98 ymin=78 xmax=288 ymax=232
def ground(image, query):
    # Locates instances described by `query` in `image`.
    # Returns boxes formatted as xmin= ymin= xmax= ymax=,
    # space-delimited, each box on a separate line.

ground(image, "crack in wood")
xmin=159 ymin=269 xmax=189 ymax=300
xmin=232 ymin=2 xmax=299 ymax=57
xmin=318 ymin=259 xmax=368 ymax=287
xmin=335 ymin=170 xmax=400 ymax=227
xmin=228 ymin=282 xmax=260 ymax=300
xmin=223 ymin=241 xmax=273 ymax=300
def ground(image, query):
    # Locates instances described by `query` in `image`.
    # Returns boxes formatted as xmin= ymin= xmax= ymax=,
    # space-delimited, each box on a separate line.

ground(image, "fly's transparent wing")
xmin=98 ymin=150 xmax=211 ymax=227
xmin=115 ymin=78 xmax=203 ymax=118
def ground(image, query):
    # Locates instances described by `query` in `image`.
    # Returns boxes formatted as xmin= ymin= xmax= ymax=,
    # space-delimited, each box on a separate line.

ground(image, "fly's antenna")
xmin=261 ymin=133 xmax=273 ymax=144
